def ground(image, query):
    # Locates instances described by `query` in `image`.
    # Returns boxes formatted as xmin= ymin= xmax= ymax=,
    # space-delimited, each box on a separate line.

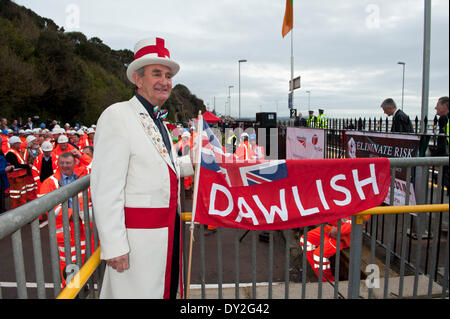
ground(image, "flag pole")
xmin=290 ymin=3 xmax=294 ymax=112
xmin=185 ymin=110 xmax=203 ymax=299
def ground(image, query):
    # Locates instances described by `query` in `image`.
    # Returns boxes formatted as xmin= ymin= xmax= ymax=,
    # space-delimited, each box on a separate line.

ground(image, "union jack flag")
xmin=199 ymin=119 xmax=287 ymax=188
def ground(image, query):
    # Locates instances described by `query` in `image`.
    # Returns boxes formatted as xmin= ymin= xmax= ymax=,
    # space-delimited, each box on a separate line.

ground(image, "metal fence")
xmin=0 ymin=175 xmax=102 ymax=298
xmin=0 ymin=157 xmax=448 ymax=299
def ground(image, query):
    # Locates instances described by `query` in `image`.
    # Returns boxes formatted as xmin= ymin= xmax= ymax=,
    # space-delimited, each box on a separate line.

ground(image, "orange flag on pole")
xmin=282 ymin=0 xmax=293 ymax=37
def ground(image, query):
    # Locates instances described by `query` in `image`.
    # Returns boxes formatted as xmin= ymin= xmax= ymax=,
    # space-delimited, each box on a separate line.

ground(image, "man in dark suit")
xmin=380 ymin=98 xmax=414 ymax=133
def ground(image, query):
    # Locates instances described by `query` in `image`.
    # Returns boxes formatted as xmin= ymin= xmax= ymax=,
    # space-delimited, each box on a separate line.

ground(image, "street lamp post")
xmin=228 ymin=85 xmax=234 ymax=117
xmin=398 ymin=62 xmax=405 ymax=110
xmin=306 ymin=90 xmax=311 ymax=110
xmin=238 ymin=59 xmax=247 ymax=120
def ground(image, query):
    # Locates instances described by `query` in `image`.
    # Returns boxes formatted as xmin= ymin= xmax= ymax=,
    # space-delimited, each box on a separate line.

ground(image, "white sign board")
xmin=286 ymin=127 xmax=325 ymax=159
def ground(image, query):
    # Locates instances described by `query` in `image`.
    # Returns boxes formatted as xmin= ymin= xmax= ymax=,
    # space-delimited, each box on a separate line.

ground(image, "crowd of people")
xmin=1 ymin=120 xmax=95 ymax=207
xmin=0 ymin=119 xmax=97 ymax=285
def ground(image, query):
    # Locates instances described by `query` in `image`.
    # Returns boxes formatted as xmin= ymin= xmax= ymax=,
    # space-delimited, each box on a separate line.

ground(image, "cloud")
xmin=12 ymin=0 xmax=449 ymax=120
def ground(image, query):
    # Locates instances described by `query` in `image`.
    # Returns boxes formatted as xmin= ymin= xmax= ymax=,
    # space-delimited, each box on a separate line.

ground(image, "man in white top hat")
xmin=91 ymin=37 xmax=193 ymax=299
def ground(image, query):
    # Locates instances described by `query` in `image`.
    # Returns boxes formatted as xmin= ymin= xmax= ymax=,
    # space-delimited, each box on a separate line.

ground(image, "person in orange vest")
xmin=235 ymin=132 xmax=254 ymax=161
xmin=86 ymin=128 xmax=95 ymax=146
xmin=299 ymin=216 xmax=369 ymax=282
xmin=53 ymin=135 xmax=75 ymax=158
xmin=4 ymin=136 xmax=34 ymax=209
xmin=78 ymin=129 xmax=88 ymax=149
xmin=71 ymin=146 xmax=93 ymax=176
xmin=24 ymin=135 xmax=42 ymax=166
xmin=39 ymin=152 xmax=91 ymax=286
xmin=1 ymin=130 xmax=10 ymax=154
xmin=80 ymin=145 xmax=94 ymax=174
xmin=249 ymin=134 xmax=265 ymax=160
xmin=176 ymin=131 xmax=191 ymax=156
xmin=69 ymin=131 xmax=82 ymax=150
xmin=32 ymin=141 xmax=58 ymax=193
xmin=42 ymin=129 xmax=53 ymax=143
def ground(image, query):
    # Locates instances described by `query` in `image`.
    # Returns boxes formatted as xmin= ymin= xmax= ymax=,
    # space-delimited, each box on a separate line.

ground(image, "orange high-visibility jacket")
xmin=32 ymin=153 xmax=58 ymax=193
xmin=235 ymin=141 xmax=254 ymax=161
xmin=52 ymin=143 xmax=75 ymax=158
xmin=39 ymin=169 xmax=92 ymax=282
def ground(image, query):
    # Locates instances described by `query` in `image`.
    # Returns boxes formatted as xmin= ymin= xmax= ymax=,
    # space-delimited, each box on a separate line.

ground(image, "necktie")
xmin=153 ymin=105 xmax=168 ymax=120
xmin=65 ymin=177 xmax=73 ymax=208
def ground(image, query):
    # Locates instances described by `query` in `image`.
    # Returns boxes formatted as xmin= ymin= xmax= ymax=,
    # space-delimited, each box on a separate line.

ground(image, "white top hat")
xmin=126 ymin=37 xmax=180 ymax=84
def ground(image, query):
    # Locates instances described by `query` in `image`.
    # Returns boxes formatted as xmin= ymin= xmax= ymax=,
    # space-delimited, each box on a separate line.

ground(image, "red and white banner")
xmin=286 ymin=127 xmax=325 ymax=159
xmin=192 ymin=121 xmax=391 ymax=230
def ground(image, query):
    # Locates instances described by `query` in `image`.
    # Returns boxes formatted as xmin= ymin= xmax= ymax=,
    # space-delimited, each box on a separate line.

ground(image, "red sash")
xmin=124 ymin=168 xmax=178 ymax=229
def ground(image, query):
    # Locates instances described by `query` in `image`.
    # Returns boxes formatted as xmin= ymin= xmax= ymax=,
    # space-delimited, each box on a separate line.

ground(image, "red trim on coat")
xmin=123 ymin=166 xmax=181 ymax=299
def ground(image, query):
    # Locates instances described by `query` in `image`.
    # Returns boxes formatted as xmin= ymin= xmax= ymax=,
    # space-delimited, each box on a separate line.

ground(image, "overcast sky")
xmin=13 ymin=0 xmax=449 ymax=120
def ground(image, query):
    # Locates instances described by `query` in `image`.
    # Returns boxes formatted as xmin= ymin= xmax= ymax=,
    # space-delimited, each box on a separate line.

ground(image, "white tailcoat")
xmin=91 ymin=96 xmax=193 ymax=299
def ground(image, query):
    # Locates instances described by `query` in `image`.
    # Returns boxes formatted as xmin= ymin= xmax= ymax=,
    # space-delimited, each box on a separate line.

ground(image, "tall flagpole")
xmin=185 ymin=111 xmax=203 ymax=299
xmin=288 ymin=0 xmax=294 ymax=113
xmin=291 ymin=25 xmax=294 ymax=111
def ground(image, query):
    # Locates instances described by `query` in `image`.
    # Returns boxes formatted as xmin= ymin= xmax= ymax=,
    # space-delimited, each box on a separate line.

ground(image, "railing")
xmin=0 ymin=157 xmax=448 ymax=299
xmin=0 ymin=175 xmax=101 ymax=299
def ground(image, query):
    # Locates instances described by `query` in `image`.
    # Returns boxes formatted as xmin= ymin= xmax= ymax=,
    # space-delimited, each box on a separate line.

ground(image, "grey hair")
xmin=135 ymin=67 xmax=145 ymax=78
xmin=380 ymin=98 xmax=397 ymax=109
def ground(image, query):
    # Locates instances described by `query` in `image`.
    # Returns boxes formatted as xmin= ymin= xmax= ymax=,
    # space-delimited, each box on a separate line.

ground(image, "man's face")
xmin=59 ymin=156 xmax=75 ymax=176
xmin=11 ymin=142 xmax=21 ymax=151
xmin=382 ymin=106 xmax=394 ymax=116
xmin=435 ymin=101 xmax=449 ymax=117
xmin=71 ymin=135 xmax=80 ymax=144
xmin=59 ymin=142 xmax=68 ymax=151
xmin=135 ymin=64 xmax=173 ymax=106
xmin=43 ymin=151 xmax=52 ymax=157
xmin=83 ymin=148 xmax=93 ymax=158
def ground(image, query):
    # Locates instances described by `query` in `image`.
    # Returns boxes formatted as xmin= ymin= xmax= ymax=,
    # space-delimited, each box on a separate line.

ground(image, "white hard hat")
xmin=86 ymin=128 xmax=95 ymax=134
xmin=8 ymin=136 xmax=21 ymax=145
xmin=24 ymin=129 xmax=33 ymax=135
xmin=182 ymin=131 xmax=191 ymax=138
xmin=26 ymin=135 xmax=36 ymax=146
xmin=18 ymin=129 xmax=25 ymax=134
xmin=41 ymin=141 xmax=53 ymax=152
xmin=58 ymin=135 xmax=69 ymax=143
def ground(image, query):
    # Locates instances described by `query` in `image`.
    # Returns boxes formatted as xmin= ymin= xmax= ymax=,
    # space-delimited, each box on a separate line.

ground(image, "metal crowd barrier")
xmin=0 ymin=157 xmax=448 ymax=299
xmin=0 ymin=175 xmax=101 ymax=299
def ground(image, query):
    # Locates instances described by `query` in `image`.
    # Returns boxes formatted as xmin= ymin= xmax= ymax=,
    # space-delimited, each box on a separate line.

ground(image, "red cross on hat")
xmin=126 ymin=37 xmax=180 ymax=84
